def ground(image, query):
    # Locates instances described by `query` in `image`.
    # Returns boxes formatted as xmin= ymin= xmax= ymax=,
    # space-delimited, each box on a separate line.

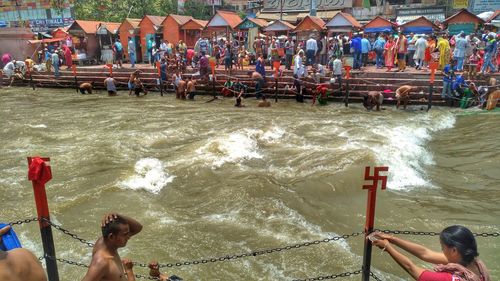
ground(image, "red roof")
xmin=164 ymin=14 xmax=193 ymax=25
xmin=119 ymin=18 xmax=141 ymax=31
xmin=443 ymin=9 xmax=485 ymax=25
xmin=363 ymin=16 xmax=397 ymax=29
xmin=207 ymin=10 xmax=243 ymax=29
xmin=400 ymin=16 xmax=440 ymax=30
xmin=248 ymin=18 xmax=268 ymax=28
xmin=181 ymin=19 xmax=208 ymax=30
xmin=99 ymin=22 xmax=121 ymax=34
xmin=140 ymin=15 xmax=166 ymax=27
xmin=68 ymin=20 xmax=104 ymax=34
xmin=294 ymin=15 xmax=326 ymax=32
xmin=340 ymin=12 xmax=361 ymax=28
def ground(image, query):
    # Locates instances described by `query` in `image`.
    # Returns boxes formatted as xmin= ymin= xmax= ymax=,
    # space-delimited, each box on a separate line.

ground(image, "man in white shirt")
xmin=306 ymin=35 xmax=318 ymax=66
xmin=51 ymin=51 xmax=60 ymax=78
xmin=332 ymin=55 xmax=343 ymax=94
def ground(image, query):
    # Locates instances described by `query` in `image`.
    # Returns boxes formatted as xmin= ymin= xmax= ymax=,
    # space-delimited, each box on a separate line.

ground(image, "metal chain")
xmin=370 ymin=271 xmax=384 ymax=281
xmin=292 ymin=269 xmax=362 ymax=281
xmin=377 ymin=229 xmax=500 ymax=237
xmin=40 ymin=217 xmax=95 ymax=248
xmin=8 ymin=217 xmax=38 ymax=226
xmin=154 ymin=231 xmax=363 ymax=268
xmin=40 ymin=254 xmax=89 ymax=268
xmin=39 ymin=255 xmax=160 ymax=280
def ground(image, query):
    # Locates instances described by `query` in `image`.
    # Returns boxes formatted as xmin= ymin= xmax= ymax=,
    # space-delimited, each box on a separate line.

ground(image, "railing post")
xmin=72 ymin=65 xmax=78 ymax=94
xmin=361 ymin=166 xmax=388 ymax=281
xmin=27 ymin=157 xmax=59 ymax=281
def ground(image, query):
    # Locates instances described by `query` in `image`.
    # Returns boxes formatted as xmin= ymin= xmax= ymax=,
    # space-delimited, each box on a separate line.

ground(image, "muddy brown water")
xmin=1 ymin=87 xmax=499 ymax=280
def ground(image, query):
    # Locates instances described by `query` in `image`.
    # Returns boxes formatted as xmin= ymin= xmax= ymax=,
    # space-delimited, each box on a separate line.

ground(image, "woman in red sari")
xmin=62 ymin=44 xmax=72 ymax=69
xmin=370 ymin=225 xmax=490 ymax=281
xmin=424 ymin=35 xmax=436 ymax=69
xmin=383 ymin=36 xmax=395 ymax=72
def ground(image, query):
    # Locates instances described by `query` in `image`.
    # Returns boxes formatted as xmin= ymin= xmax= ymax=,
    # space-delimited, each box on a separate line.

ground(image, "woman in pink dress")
xmin=62 ymin=45 xmax=72 ymax=69
xmin=383 ymin=36 xmax=395 ymax=72
xmin=370 ymin=225 xmax=490 ymax=281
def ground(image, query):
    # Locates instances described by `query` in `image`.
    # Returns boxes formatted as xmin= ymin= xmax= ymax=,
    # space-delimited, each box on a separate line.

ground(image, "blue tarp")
xmin=402 ymin=26 xmax=434 ymax=34
xmin=364 ymin=27 xmax=394 ymax=33
xmin=0 ymin=20 xmax=8 ymax=28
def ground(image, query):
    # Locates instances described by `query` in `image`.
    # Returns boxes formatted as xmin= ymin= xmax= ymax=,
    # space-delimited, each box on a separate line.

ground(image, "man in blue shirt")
xmin=112 ymin=39 xmax=123 ymax=68
xmin=480 ymin=34 xmax=497 ymax=75
xmin=441 ymin=61 xmax=455 ymax=105
xmin=351 ymin=34 xmax=362 ymax=70
xmin=361 ymin=33 xmax=371 ymax=68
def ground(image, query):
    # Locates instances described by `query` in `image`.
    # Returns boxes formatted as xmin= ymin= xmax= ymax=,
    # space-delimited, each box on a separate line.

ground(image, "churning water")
xmin=1 ymin=88 xmax=499 ymax=280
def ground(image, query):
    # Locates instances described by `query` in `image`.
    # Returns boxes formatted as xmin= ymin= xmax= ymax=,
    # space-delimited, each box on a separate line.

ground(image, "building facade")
xmin=0 ymin=0 xmax=74 ymax=32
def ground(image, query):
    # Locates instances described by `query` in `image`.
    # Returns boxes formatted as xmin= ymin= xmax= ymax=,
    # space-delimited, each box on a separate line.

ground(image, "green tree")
xmin=182 ymin=0 xmax=212 ymax=20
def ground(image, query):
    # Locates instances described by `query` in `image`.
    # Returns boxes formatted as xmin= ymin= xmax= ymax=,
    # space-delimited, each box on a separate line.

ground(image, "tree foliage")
xmin=72 ymin=0 xmax=178 ymax=22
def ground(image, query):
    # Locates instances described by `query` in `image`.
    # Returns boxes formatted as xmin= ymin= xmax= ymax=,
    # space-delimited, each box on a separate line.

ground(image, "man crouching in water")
xmin=81 ymin=213 xmax=143 ymax=281
xmin=363 ymin=91 xmax=383 ymax=111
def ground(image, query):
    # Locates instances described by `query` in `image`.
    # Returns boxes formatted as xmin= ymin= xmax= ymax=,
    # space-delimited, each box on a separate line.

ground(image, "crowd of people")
xmin=1 ymin=29 xmax=500 ymax=110
xmin=0 ymin=213 xmax=492 ymax=281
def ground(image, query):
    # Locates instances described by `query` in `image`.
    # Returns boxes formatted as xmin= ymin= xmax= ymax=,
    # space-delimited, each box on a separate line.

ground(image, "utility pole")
xmin=280 ymin=0 xmax=284 ymax=20
xmin=212 ymin=0 xmax=216 ymax=16
xmin=310 ymin=0 xmax=317 ymax=16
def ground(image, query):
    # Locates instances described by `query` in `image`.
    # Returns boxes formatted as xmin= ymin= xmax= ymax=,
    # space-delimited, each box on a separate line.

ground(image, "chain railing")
xmin=376 ymin=229 xmax=500 ymax=238
xmin=10 ymin=217 xmax=500 ymax=280
xmin=40 ymin=217 xmax=95 ymax=248
xmin=370 ymin=271 xmax=384 ymax=281
xmin=8 ymin=217 xmax=38 ymax=226
xmin=154 ymin=231 xmax=364 ymax=268
xmin=292 ymin=269 xmax=362 ymax=281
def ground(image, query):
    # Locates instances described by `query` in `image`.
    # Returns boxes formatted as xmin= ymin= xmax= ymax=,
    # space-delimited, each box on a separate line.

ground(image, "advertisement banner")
xmin=473 ymin=0 xmax=500 ymax=13
xmin=453 ymin=0 xmax=468 ymax=9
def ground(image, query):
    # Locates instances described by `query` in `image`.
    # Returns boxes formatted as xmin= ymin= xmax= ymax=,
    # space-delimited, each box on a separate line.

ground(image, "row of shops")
xmin=21 ymin=8 xmax=495 ymax=64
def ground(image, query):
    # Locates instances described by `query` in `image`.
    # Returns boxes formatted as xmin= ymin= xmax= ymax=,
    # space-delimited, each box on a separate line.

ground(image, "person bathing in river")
xmin=186 ymin=76 xmax=196 ymax=100
xmin=81 ymin=213 xmax=143 ymax=281
xmin=79 ymin=82 xmax=94 ymax=94
xmin=363 ymin=91 xmax=384 ymax=111
xmin=104 ymin=74 xmax=117 ymax=96
xmin=132 ymin=76 xmax=147 ymax=97
xmin=235 ymin=88 xmax=245 ymax=107
xmin=128 ymin=70 xmax=141 ymax=95
xmin=370 ymin=225 xmax=490 ymax=281
xmin=258 ymin=95 xmax=271 ymax=107
xmin=395 ymin=85 xmax=415 ymax=109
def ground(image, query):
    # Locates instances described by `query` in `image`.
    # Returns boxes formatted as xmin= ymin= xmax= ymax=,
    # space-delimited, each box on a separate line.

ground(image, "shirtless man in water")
xmin=81 ymin=213 xmax=143 ymax=281
xmin=395 ymin=85 xmax=415 ymax=109
xmin=0 ymin=225 xmax=47 ymax=281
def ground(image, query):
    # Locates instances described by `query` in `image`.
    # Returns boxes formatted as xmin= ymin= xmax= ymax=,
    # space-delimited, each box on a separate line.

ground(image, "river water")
xmin=1 ymin=88 xmax=499 ymax=281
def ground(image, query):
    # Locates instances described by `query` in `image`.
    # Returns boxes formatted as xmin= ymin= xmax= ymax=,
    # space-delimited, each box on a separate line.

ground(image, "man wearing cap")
xmin=306 ymin=34 xmax=318 ymax=66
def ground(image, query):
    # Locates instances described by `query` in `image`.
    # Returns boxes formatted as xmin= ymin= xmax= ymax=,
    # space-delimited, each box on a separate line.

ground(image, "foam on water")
xmin=196 ymin=130 xmax=264 ymax=168
xmin=27 ymin=124 xmax=47 ymax=128
xmin=348 ymin=112 xmax=457 ymax=191
xmin=119 ymin=158 xmax=175 ymax=194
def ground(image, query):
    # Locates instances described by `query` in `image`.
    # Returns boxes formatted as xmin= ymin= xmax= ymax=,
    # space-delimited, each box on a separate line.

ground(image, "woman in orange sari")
xmin=384 ymin=36 xmax=396 ymax=72
xmin=424 ymin=35 xmax=436 ymax=69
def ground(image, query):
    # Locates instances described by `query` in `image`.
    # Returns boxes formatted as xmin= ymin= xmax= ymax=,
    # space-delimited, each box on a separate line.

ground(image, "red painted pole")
xmin=361 ymin=166 xmax=388 ymax=281
xmin=27 ymin=157 xmax=60 ymax=281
